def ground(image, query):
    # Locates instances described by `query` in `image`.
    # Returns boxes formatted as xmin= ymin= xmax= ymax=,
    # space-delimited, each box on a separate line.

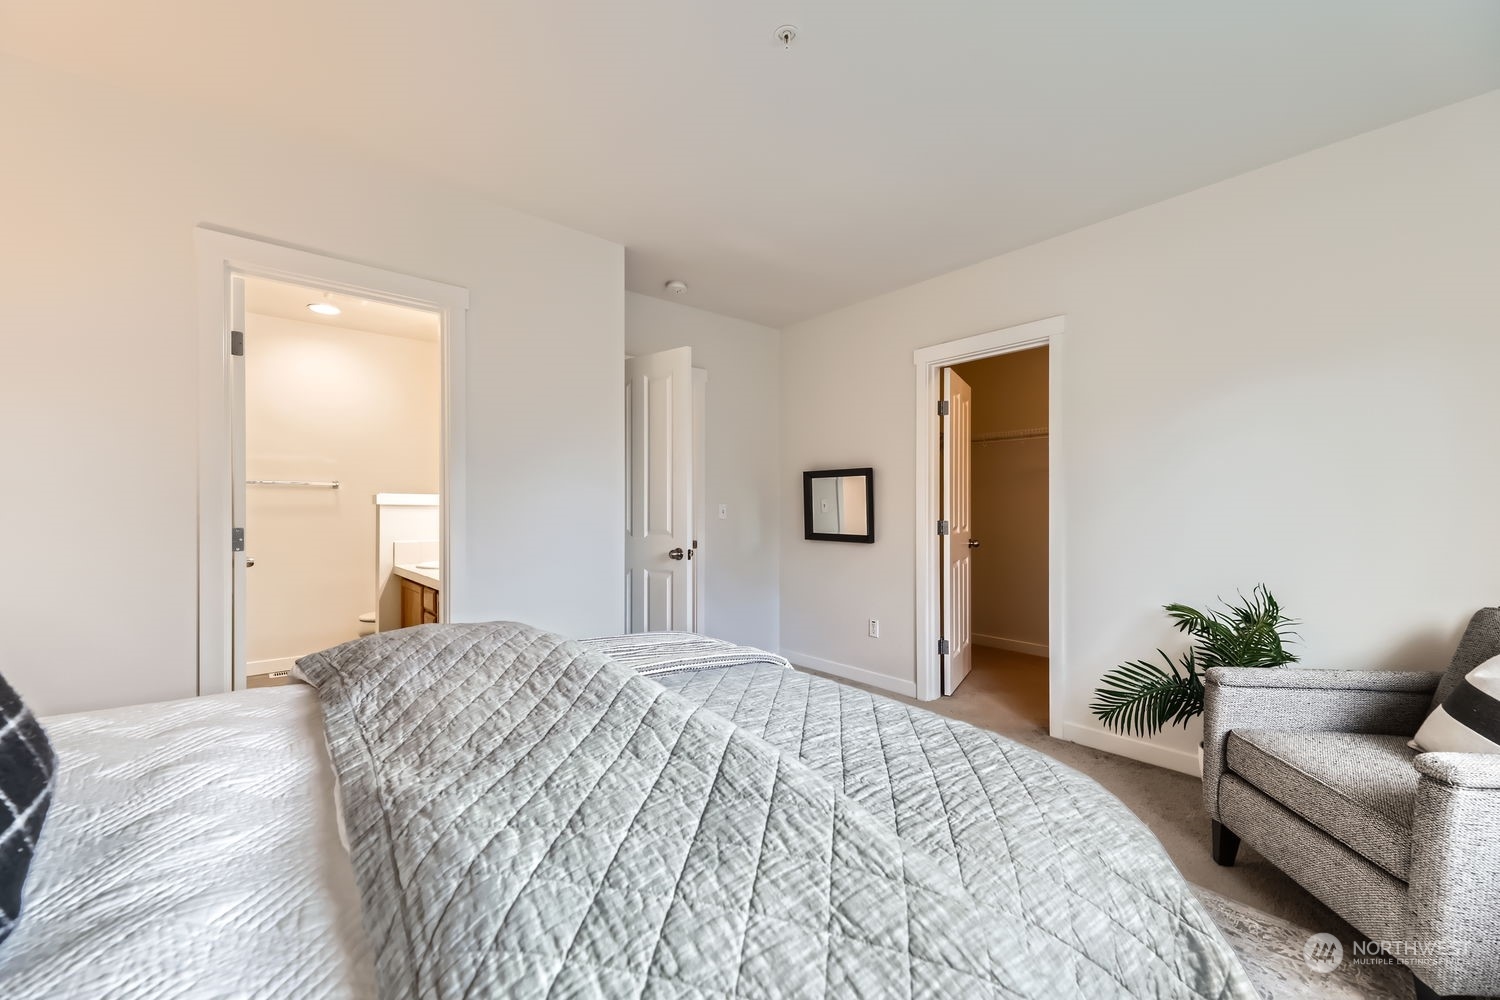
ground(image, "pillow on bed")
xmin=0 ymin=672 xmax=57 ymax=946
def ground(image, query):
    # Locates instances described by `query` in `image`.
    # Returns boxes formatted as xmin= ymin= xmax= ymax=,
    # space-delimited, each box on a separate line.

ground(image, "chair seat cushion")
xmin=1225 ymin=730 xmax=1419 ymax=880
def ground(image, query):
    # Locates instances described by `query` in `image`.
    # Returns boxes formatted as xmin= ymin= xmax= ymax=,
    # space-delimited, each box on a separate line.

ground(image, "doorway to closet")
xmin=912 ymin=315 xmax=1063 ymax=734
xmin=942 ymin=347 xmax=1050 ymax=728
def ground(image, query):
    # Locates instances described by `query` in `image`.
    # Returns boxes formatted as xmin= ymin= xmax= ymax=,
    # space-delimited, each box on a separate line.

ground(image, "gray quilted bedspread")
xmin=298 ymin=622 xmax=1254 ymax=1000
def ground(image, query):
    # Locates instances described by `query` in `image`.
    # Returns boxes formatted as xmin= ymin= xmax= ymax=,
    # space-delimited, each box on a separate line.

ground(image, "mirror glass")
xmin=803 ymin=468 xmax=874 ymax=543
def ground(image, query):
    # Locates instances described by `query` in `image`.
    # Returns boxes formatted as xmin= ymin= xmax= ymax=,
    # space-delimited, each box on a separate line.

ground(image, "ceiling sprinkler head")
xmin=774 ymin=25 xmax=797 ymax=48
xmin=664 ymin=280 xmax=688 ymax=295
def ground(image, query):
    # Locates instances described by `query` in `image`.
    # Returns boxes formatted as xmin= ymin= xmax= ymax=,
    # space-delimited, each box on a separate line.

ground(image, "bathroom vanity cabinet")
xmin=399 ymin=577 xmax=440 ymax=627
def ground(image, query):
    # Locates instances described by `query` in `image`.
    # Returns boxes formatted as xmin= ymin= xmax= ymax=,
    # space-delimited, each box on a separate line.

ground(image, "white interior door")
xmin=941 ymin=367 xmax=974 ymax=695
xmin=229 ymin=273 xmax=248 ymax=691
xmin=625 ymin=347 xmax=695 ymax=633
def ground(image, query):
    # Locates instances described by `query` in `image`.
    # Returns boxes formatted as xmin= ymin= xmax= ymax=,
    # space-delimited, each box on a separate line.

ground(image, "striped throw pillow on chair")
xmin=1412 ymin=653 xmax=1500 ymax=753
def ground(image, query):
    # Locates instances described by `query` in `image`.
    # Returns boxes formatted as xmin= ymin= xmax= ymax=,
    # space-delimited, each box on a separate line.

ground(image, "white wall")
xmin=0 ymin=55 xmax=624 ymax=715
xmin=244 ymin=313 xmax=439 ymax=667
xmin=780 ymin=91 xmax=1500 ymax=769
xmin=624 ymin=293 xmax=780 ymax=651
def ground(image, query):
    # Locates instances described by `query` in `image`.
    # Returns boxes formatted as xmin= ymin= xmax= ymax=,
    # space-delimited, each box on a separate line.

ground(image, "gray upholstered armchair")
xmin=1203 ymin=608 xmax=1500 ymax=1000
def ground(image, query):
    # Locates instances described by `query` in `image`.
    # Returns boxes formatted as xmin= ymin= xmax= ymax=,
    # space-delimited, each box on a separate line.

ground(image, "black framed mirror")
xmin=803 ymin=468 xmax=875 ymax=543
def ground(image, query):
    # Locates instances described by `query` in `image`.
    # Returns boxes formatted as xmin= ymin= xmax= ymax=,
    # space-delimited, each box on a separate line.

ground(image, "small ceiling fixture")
xmin=664 ymin=280 xmax=688 ymax=295
xmin=774 ymin=25 xmax=797 ymax=48
xmin=307 ymin=297 xmax=341 ymax=317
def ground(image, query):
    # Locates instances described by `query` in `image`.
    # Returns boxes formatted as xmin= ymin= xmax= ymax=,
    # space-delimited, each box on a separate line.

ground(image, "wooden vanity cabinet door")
xmin=401 ymin=579 xmax=423 ymax=628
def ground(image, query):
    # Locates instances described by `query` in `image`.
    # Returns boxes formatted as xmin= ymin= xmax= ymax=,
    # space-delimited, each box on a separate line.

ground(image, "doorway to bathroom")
xmin=239 ymin=276 xmax=442 ymax=687
xmin=195 ymin=229 xmax=469 ymax=696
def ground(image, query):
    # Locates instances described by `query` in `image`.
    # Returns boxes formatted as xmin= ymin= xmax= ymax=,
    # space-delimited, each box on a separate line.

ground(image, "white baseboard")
xmin=248 ymin=656 xmax=299 ymax=677
xmin=783 ymin=650 xmax=918 ymax=699
xmin=1057 ymin=721 xmax=1201 ymax=776
xmin=973 ymin=633 xmax=1049 ymax=657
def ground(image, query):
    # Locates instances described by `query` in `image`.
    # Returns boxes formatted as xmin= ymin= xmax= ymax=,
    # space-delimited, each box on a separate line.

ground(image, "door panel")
xmin=645 ymin=569 xmax=674 ymax=632
xmin=625 ymin=347 xmax=694 ymax=633
xmin=941 ymin=368 xmax=974 ymax=695
xmin=645 ymin=372 xmax=676 ymax=535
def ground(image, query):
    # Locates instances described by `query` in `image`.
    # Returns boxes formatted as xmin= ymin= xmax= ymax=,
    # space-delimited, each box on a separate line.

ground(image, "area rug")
xmin=1193 ymin=886 xmax=1413 ymax=999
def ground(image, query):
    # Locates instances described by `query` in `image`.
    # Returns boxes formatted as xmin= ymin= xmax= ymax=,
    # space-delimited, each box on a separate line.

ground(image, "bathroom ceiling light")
xmin=307 ymin=301 xmax=342 ymax=316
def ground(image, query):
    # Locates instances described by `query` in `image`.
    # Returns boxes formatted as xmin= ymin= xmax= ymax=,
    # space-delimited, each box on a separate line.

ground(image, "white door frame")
xmin=692 ymin=367 xmax=708 ymax=634
xmin=912 ymin=316 xmax=1065 ymax=736
xmin=195 ymin=228 xmax=469 ymax=696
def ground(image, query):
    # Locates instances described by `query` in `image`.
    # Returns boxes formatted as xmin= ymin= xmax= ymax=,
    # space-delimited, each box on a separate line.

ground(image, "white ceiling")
xmin=244 ymin=276 xmax=440 ymax=341
xmin=7 ymin=2 xmax=1499 ymax=326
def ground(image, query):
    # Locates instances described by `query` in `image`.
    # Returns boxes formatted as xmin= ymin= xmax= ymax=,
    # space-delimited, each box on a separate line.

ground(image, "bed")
xmin=0 ymin=624 xmax=1254 ymax=999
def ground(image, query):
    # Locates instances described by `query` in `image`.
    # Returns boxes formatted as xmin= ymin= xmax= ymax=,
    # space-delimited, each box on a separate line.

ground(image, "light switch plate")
xmin=718 ymin=504 xmax=728 ymax=519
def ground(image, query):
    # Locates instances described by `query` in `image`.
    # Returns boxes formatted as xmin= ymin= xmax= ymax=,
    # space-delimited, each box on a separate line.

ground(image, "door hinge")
xmin=938 ymin=638 xmax=951 ymax=656
xmin=230 ymin=330 xmax=245 ymax=357
xmin=937 ymin=519 xmax=949 ymax=536
xmin=937 ymin=399 xmax=950 ymax=416
xmin=232 ymin=527 xmax=245 ymax=552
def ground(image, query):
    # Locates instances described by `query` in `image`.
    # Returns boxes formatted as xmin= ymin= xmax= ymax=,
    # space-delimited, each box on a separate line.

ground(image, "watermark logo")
xmin=1303 ymin=933 xmax=1343 ymax=973
xmin=1352 ymin=938 xmax=1475 ymax=968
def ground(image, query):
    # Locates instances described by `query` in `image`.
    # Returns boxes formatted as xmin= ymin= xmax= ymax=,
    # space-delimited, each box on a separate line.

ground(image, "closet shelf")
xmin=974 ymin=428 xmax=1048 ymax=443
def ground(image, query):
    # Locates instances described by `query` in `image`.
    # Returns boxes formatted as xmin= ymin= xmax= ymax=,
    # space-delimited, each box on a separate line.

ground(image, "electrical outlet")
xmin=868 ymin=619 xmax=880 ymax=639
xmin=718 ymin=504 xmax=728 ymax=519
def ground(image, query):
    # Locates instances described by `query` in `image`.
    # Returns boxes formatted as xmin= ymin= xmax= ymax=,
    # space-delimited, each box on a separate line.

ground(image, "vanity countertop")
xmin=393 ymin=563 xmax=441 ymax=590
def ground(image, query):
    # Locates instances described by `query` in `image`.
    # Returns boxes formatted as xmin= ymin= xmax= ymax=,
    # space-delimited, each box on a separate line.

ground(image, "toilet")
xmin=357 ymin=612 xmax=377 ymax=637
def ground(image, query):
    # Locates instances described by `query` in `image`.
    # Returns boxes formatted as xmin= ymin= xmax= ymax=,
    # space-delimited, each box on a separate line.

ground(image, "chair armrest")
xmin=1408 ymin=752 xmax=1500 ymax=994
xmin=1415 ymin=751 xmax=1500 ymax=790
xmin=1201 ymin=667 xmax=1440 ymax=820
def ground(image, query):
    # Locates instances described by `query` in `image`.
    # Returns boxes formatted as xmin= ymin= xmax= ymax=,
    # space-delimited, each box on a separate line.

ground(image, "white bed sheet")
xmin=0 ymin=686 xmax=373 ymax=999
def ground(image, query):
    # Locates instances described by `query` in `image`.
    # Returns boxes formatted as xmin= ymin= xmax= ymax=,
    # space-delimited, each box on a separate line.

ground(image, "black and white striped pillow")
xmin=0 ymin=672 xmax=56 ymax=946
xmin=1412 ymin=653 xmax=1500 ymax=754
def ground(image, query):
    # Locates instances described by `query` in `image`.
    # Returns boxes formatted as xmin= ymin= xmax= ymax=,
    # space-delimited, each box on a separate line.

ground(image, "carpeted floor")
xmin=806 ymin=647 xmax=1413 ymax=999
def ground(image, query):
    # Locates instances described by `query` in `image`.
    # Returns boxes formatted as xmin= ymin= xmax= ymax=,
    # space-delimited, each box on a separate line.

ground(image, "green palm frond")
xmin=1092 ymin=585 xmax=1298 ymax=738
xmin=1164 ymin=583 xmax=1299 ymax=670
xmin=1089 ymin=651 xmax=1204 ymax=739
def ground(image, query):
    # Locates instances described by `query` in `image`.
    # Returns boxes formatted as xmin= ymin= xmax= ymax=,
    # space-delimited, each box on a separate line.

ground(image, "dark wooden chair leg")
xmin=1412 ymin=976 xmax=1443 ymax=1000
xmin=1210 ymin=820 xmax=1240 ymax=866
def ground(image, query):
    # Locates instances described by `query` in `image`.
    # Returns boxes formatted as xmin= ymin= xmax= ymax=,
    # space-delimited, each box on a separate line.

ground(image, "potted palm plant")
xmin=1090 ymin=585 xmax=1299 ymax=750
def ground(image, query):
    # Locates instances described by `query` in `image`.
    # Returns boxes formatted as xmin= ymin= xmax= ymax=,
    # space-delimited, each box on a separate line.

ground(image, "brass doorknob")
xmin=667 ymin=547 xmax=685 ymax=561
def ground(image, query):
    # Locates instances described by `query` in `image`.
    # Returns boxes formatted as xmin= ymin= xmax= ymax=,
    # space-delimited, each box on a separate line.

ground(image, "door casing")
xmin=911 ymin=316 xmax=1065 ymax=730
xmin=195 ymin=228 xmax=469 ymax=696
xmin=692 ymin=368 xmax=707 ymax=633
